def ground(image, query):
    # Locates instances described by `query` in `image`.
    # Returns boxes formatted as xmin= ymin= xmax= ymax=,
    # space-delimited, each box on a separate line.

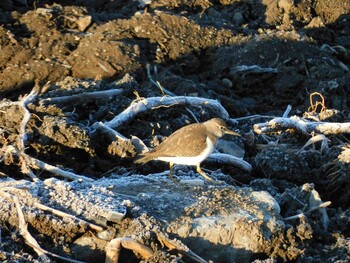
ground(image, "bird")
xmin=135 ymin=118 xmax=241 ymax=183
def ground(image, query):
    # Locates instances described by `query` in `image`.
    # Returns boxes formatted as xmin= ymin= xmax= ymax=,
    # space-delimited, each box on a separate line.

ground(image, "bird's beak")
xmin=224 ymin=128 xmax=241 ymax=137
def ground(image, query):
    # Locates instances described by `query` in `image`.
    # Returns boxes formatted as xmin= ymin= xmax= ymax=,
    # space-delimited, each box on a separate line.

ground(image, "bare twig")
xmin=146 ymin=64 xmax=176 ymax=96
xmin=297 ymin=134 xmax=330 ymax=154
xmin=185 ymin=107 xmax=200 ymax=123
xmin=282 ymin=105 xmax=292 ymax=118
xmin=230 ymin=65 xmax=278 ymax=74
xmin=33 ymin=201 xmax=104 ymax=232
xmin=283 ymin=201 xmax=331 ymax=221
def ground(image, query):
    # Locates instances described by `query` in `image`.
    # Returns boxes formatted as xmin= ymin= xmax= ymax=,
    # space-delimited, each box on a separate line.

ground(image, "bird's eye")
xmin=220 ymin=126 xmax=225 ymax=130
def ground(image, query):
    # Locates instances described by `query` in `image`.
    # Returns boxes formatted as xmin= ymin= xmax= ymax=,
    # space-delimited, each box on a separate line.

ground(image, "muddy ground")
xmin=0 ymin=0 xmax=350 ymax=262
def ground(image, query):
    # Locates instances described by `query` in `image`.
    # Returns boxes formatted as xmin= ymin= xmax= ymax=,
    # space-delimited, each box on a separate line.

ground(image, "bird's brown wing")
xmin=149 ymin=123 xmax=208 ymax=157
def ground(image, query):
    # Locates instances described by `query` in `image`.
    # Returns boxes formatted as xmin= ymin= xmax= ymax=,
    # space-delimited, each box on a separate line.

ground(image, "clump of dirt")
xmin=1 ymin=0 xmax=350 ymax=262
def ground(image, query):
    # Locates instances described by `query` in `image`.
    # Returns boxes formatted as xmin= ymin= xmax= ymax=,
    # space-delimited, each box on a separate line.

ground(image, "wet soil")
xmin=0 ymin=0 xmax=350 ymax=262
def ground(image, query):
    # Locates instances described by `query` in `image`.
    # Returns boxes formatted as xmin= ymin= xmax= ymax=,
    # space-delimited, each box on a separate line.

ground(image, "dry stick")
xmin=146 ymin=64 xmax=176 ymax=96
xmin=104 ymin=96 xmax=230 ymax=129
xmin=25 ymin=153 xmax=94 ymax=182
xmin=0 ymin=190 xmax=86 ymax=263
xmin=231 ymin=65 xmax=278 ymax=74
xmin=283 ymin=201 xmax=332 ymax=221
xmin=234 ymin=115 xmax=277 ymax=121
xmin=105 ymin=237 xmax=154 ymax=263
xmin=185 ymin=107 xmax=200 ymax=123
xmin=6 ymin=146 xmax=93 ymax=182
xmin=33 ymin=202 xmax=104 ymax=232
xmin=282 ymin=105 xmax=292 ymax=118
xmin=41 ymin=89 xmax=123 ymax=104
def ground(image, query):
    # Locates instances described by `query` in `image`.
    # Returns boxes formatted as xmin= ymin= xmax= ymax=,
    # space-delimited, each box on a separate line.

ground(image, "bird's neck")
xmin=207 ymin=134 xmax=219 ymax=146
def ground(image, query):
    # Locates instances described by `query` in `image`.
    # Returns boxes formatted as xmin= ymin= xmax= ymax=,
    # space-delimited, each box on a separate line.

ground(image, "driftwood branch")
xmin=254 ymin=115 xmax=350 ymax=135
xmin=41 ymin=89 xmax=123 ymax=104
xmin=207 ymin=153 xmax=252 ymax=173
xmin=104 ymin=96 xmax=231 ymax=129
xmin=5 ymin=146 xmax=93 ymax=182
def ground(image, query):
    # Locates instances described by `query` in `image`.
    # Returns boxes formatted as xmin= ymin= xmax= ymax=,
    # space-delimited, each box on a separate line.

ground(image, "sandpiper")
xmin=135 ymin=118 xmax=240 ymax=183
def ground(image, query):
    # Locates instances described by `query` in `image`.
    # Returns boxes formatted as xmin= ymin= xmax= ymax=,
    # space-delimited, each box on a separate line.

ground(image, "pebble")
xmin=233 ymin=12 xmax=244 ymax=26
xmin=222 ymin=78 xmax=233 ymax=88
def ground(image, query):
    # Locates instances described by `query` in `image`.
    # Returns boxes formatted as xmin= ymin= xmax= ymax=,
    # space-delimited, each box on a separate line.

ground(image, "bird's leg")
xmin=168 ymin=162 xmax=174 ymax=179
xmin=168 ymin=162 xmax=178 ymax=183
xmin=196 ymin=165 xmax=223 ymax=185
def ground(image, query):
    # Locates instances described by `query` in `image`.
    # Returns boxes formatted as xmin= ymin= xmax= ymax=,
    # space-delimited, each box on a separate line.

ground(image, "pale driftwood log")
xmin=254 ymin=115 xmax=350 ymax=135
xmin=207 ymin=153 xmax=252 ymax=173
xmin=307 ymin=121 xmax=350 ymax=135
xmin=208 ymin=152 xmax=252 ymax=172
xmin=41 ymin=89 xmax=123 ymax=104
xmin=254 ymin=116 xmax=308 ymax=135
xmin=105 ymin=237 xmax=154 ymax=263
xmin=104 ymin=96 xmax=230 ymax=129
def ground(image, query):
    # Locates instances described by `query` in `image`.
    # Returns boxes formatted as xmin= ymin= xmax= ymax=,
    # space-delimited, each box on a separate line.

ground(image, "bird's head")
xmin=205 ymin=118 xmax=241 ymax=138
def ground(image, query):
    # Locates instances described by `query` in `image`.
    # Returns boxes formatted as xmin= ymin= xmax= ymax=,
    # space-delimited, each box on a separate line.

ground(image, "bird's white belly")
xmin=156 ymin=137 xmax=215 ymax=165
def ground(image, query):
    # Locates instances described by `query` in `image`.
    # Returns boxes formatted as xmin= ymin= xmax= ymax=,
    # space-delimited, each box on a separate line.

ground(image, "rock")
xmin=102 ymin=175 xmax=284 ymax=262
xmin=233 ymin=12 xmax=244 ymax=26
xmin=222 ymin=77 xmax=233 ymax=88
